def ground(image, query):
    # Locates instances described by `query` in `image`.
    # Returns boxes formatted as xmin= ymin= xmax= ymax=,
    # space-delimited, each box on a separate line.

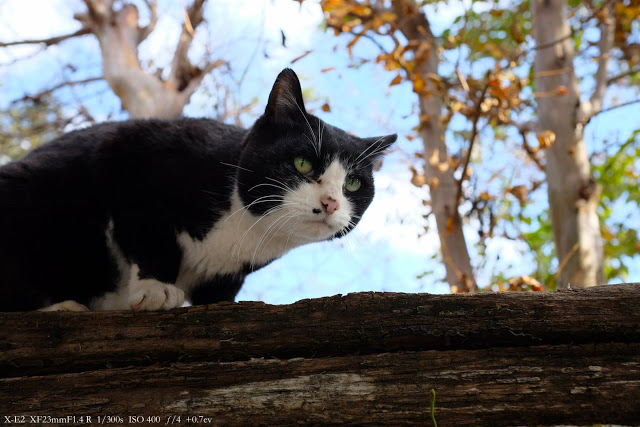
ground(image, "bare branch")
xmin=587 ymin=99 xmax=640 ymax=124
xmin=519 ymin=129 xmax=545 ymax=171
xmin=533 ymin=33 xmax=573 ymax=51
xmin=0 ymin=28 xmax=91 ymax=48
xmin=588 ymin=3 xmax=614 ymax=115
xmin=179 ymin=59 xmax=227 ymax=102
xmin=139 ymin=0 xmax=158 ymax=43
xmin=169 ymin=0 xmax=207 ymax=90
xmin=607 ymin=66 xmax=640 ymax=85
xmin=456 ymin=76 xmax=490 ymax=206
xmin=82 ymin=0 xmax=113 ymax=21
xmin=351 ymin=32 xmax=389 ymax=54
xmin=11 ymin=77 xmax=103 ymax=105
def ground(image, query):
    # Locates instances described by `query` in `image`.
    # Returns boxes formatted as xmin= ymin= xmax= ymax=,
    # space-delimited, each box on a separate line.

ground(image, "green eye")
xmin=294 ymin=157 xmax=313 ymax=175
xmin=344 ymin=177 xmax=361 ymax=192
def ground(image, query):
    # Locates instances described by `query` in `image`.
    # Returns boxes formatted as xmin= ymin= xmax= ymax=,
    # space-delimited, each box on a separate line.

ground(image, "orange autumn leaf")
xmin=389 ymin=74 xmax=403 ymax=86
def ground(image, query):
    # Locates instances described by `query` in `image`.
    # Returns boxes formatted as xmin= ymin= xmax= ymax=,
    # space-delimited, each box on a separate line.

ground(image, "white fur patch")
xmin=92 ymin=159 xmax=355 ymax=310
xmin=90 ymin=219 xmax=132 ymax=311
xmin=176 ymin=191 xmax=304 ymax=292
xmin=128 ymin=264 xmax=185 ymax=311
xmin=281 ymin=159 xmax=353 ymax=241
xmin=177 ymin=160 xmax=353 ymax=292
xmin=40 ymin=300 xmax=89 ymax=312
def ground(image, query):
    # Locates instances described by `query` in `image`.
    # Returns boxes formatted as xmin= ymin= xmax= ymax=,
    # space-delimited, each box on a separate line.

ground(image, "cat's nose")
xmin=320 ymin=196 xmax=340 ymax=215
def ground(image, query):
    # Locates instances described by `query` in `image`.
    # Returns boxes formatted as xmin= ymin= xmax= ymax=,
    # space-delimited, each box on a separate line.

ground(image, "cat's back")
xmin=1 ymin=118 xmax=246 ymax=187
xmin=10 ymin=117 xmax=246 ymax=166
xmin=0 ymin=117 xmax=247 ymax=228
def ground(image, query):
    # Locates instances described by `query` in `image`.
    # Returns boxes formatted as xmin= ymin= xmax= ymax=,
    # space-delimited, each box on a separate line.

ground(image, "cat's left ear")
xmin=361 ymin=134 xmax=397 ymax=160
xmin=264 ymin=68 xmax=307 ymax=125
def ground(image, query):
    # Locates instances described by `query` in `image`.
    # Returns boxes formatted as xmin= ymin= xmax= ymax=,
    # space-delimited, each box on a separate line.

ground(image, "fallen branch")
xmin=1 ymin=284 xmax=639 ymax=425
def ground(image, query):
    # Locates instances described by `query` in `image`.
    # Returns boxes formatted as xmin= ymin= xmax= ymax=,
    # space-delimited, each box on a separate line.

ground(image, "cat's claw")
xmin=129 ymin=283 xmax=184 ymax=311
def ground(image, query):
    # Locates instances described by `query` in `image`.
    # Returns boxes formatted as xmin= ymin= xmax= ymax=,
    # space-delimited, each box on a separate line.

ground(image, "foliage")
xmin=0 ymin=97 xmax=69 ymax=162
xmin=311 ymin=0 xmax=640 ymax=290
xmin=593 ymin=130 xmax=640 ymax=281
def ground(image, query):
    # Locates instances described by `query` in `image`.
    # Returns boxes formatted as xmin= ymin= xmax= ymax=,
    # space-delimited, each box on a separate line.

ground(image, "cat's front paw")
xmin=129 ymin=283 xmax=185 ymax=311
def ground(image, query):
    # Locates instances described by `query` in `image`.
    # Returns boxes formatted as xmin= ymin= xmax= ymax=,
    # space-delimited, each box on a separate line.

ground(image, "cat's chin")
xmin=298 ymin=219 xmax=343 ymax=242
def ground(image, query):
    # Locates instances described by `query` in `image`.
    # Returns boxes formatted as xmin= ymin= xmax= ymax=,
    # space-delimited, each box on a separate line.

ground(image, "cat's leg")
xmin=107 ymin=218 xmax=185 ymax=311
xmin=39 ymin=300 xmax=90 ymax=312
xmin=127 ymin=265 xmax=185 ymax=311
xmin=188 ymin=274 xmax=246 ymax=305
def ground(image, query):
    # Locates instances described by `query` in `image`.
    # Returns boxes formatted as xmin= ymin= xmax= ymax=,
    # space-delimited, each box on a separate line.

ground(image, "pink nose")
xmin=320 ymin=196 xmax=340 ymax=215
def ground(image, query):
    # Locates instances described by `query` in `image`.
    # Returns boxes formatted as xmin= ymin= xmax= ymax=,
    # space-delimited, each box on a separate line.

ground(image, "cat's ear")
xmin=264 ymin=68 xmax=307 ymax=125
xmin=361 ymin=134 xmax=397 ymax=160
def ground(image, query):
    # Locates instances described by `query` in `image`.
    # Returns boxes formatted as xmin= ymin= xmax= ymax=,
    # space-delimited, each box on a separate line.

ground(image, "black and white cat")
xmin=0 ymin=68 xmax=395 ymax=312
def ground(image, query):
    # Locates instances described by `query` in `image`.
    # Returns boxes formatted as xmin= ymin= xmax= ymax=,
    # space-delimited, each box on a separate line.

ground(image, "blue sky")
xmin=0 ymin=0 xmax=638 ymax=303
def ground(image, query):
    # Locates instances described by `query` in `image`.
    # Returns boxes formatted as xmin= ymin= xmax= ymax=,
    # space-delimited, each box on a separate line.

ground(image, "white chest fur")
xmin=175 ymin=191 xmax=301 ymax=290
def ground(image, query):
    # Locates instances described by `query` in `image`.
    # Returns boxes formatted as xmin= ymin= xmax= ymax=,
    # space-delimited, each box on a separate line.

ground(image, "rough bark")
xmin=392 ymin=0 xmax=477 ymax=293
xmin=2 ymin=284 xmax=639 ymax=425
xmin=532 ymin=0 xmax=605 ymax=288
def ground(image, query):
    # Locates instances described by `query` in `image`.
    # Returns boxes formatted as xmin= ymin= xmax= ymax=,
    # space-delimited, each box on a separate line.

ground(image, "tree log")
xmin=1 ymin=284 xmax=639 ymax=425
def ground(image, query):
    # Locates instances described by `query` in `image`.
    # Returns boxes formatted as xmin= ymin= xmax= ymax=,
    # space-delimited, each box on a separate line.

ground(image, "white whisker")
xmin=285 ymin=216 xmax=304 ymax=251
xmin=294 ymin=103 xmax=319 ymax=156
xmin=250 ymin=211 xmax=297 ymax=268
xmin=225 ymin=195 xmax=285 ymax=223
xmin=353 ymin=136 xmax=385 ymax=166
xmin=265 ymin=176 xmax=295 ymax=193
xmin=219 ymin=162 xmax=255 ymax=173
xmin=249 ymin=182 xmax=290 ymax=193
xmin=303 ymin=134 xmax=319 ymax=156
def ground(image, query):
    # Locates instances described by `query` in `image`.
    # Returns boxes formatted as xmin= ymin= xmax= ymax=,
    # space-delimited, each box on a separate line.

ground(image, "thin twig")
xmin=0 ymin=28 xmax=91 ymax=48
xmin=588 ymin=2 xmax=614 ymax=114
xmin=456 ymin=75 xmax=490 ymax=206
xmin=519 ymin=129 xmax=545 ymax=171
xmin=11 ymin=77 xmax=103 ymax=105
xmin=607 ymin=66 xmax=640 ymax=85
xmin=586 ymin=100 xmax=640 ymax=125
xmin=534 ymin=33 xmax=572 ymax=51
xmin=547 ymin=243 xmax=579 ymax=289
xmin=139 ymin=0 xmax=158 ymax=43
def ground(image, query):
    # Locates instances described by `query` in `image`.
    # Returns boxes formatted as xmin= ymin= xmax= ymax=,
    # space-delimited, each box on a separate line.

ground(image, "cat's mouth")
xmin=300 ymin=217 xmax=345 ymax=241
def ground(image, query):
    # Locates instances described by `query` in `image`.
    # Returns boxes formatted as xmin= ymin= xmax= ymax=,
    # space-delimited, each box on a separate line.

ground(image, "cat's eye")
xmin=344 ymin=177 xmax=361 ymax=192
xmin=294 ymin=157 xmax=313 ymax=175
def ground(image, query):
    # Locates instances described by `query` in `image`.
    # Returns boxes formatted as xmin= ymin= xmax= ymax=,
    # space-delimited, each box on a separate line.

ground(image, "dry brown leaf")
xmin=536 ymin=130 xmax=556 ymax=148
xmin=389 ymin=74 xmax=403 ymax=86
xmin=508 ymin=275 xmax=543 ymax=291
xmin=479 ymin=191 xmax=492 ymax=201
xmin=410 ymin=167 xmax=426 ymax=187
xmin=507 ymin=185 xmax=528 ymax=204
xmin=445 ymin=216 xmax=455 ymax=234
xmin=291 ymin=50 xmax=312 ymax=64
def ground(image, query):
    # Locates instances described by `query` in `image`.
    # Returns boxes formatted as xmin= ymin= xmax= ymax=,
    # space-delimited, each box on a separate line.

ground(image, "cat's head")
xmin=237 ymin=68 xmax=396 ymax=243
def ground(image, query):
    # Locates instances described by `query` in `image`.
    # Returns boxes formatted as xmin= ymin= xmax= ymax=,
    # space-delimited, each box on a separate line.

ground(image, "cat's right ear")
xmin=264 ymin=68 xmax=307 ymax=125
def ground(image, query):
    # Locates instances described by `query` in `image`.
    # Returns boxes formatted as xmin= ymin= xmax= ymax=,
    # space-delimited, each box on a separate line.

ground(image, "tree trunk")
xmin=2 ymin=284 xmax=639 ymax=425
xmin=76 ymin=0 xmax=217 ymax=119
xmin=393 ymin=0 xmax=477 ymax=293
xmin=532 ymin=0 xmax=605 ymax=288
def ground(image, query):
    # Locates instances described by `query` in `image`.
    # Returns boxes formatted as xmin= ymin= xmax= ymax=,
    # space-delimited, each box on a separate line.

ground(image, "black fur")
xmin=0 ymin=68 xmax=396 ymax=311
